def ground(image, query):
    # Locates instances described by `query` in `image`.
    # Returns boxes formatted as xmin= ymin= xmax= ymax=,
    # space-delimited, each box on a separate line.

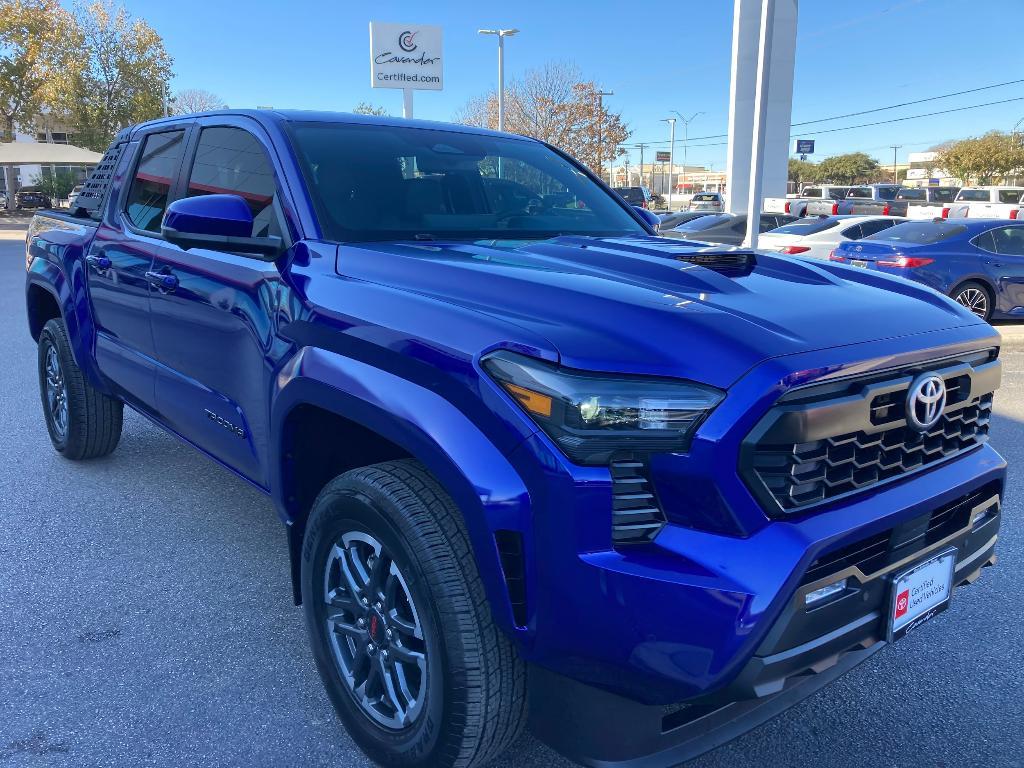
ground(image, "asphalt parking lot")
xmin=1 ymin=230 xmax=1023 ymax=768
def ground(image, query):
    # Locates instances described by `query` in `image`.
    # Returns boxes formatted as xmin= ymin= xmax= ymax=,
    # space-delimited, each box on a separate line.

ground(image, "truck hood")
xmin=334 ymin=235 xmax=983 ymax=388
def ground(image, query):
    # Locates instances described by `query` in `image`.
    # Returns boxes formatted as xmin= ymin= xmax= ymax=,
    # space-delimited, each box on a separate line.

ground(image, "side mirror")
xmin=161 ymin=194 xmax=282 ymax=257
xmin=633 ymin=206 xmax=661 ymax=232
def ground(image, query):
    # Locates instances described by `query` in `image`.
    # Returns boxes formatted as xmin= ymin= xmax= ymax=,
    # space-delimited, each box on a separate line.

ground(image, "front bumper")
xmin=527 ymin=482 xmax=1001 ymax=767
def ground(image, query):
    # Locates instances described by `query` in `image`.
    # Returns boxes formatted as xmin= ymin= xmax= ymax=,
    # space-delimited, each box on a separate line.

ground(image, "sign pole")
xmin=403 ymin=88 xmax=413 ymax=119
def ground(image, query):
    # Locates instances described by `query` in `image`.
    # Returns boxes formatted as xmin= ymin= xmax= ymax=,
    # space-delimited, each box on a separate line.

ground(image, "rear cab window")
xmin=896 ymin=189 xmax=926 ymax=201
xmin=847 ymin=187 xmax=872 ymax=199
xmin=998 ymin=189 xmax=1024 ymax=204
xmin=801 ymin=188 xmax=822 ymax=198
xmin=124 ymin=130 xmax=187 ymax=232
xmin=956 ymin=189 xmax=991 ymax=202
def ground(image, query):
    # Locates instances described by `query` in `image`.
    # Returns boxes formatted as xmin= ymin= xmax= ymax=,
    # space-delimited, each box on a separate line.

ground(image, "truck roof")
xmin=122 ymin=109 xmax=532 ymax=143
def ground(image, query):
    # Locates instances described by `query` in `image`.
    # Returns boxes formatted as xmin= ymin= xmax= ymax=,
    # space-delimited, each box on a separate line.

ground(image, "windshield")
xmin=769 ymin=218 xmax=840 ymax=236
xmin=289 ymin=122 xmax=646 ymax=242
xmin=675 ymin=214 xmax=732 ymax=231
xmin=863 ymin=221 xmax=966 ymax=244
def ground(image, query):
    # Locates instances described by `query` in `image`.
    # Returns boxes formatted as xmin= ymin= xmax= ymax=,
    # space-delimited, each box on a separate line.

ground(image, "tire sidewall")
xmin=37 ymin=324 xmax=69 ymax=453
xmin=302 ymin=486 xmax=448 ymax=766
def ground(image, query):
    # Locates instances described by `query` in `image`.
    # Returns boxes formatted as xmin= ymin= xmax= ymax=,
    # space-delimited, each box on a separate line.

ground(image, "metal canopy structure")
xmin=0 ymin=141 xmax=102 ymax=210
xmin=0 ymin=141 xmax=102 ymax=165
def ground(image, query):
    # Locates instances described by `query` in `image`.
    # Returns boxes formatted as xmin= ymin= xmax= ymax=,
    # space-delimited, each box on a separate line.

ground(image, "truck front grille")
xmin=742 ymin=351 xmax=999 ymax=515
xmin=610 ymin=458 xmax=666 ymax=544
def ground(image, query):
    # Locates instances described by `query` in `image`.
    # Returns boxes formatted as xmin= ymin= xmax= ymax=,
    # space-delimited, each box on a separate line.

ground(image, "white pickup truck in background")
xmin=905 ymin=186 xmax=1024 ymax=220
xmin=764 ymin=185 xmax=850 ymax=217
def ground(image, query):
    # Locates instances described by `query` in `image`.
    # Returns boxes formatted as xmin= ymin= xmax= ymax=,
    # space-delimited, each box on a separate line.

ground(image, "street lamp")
xmin=671 ymin=110 xmax=705 ymax=203
xmin=661 ymin=118 xmax=676 ymax=209
xmin=477 ymin=29 xmax=519 ymax=132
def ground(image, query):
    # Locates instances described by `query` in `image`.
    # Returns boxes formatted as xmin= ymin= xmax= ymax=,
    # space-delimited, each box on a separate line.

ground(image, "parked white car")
xmin=756 ymin=215 xmax=906 ymax=259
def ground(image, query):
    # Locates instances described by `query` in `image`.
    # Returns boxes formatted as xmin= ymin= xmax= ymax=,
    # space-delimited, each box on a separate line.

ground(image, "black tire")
xmin=301 ymin=459 xmax=527 ymax=768
xmin=37 ymin=318 xmax=123 ymax=459
xmin=950 ymin=280 xmax=993 ymax=322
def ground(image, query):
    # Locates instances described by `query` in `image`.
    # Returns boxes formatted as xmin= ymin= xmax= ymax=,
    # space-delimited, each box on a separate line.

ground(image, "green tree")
xmin=936 ymin=131 xmax=1024 ymax=185
xmin=33 ymin=168 xmax=77 ymax=200
xmin=352 ymin=101 xmax=389 ymax=116
xmin=56 ymin=1 xmax=174 ymax=151
xmin=788 ymin=158 xmax=818 ymax=185
xmin=0 ymin=0 xmax=75 ymax=142
xmin=815 ymin=152 xmax=880 ymax=184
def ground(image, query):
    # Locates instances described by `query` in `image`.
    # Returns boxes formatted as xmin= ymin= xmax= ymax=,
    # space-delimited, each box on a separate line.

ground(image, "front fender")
xmin=270 ymin=345 xmax=535 ymax=641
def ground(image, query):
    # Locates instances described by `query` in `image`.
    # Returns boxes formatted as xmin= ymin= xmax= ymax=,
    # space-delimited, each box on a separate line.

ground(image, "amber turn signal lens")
xmin=504 ymin=383 xmax=553 ymax=417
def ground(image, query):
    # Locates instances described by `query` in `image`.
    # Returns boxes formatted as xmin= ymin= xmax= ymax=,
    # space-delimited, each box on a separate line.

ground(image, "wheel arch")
xmin=271 ymin=347 xmax=533 ymax=641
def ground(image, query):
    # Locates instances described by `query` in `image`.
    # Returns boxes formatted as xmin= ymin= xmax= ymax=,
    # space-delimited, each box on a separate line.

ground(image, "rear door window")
xmin=124 ymin=130 xmax=187 ymax=232
xmin=186 ymin=126 xmax=280 ymax=237
xmin=991 ymin=226 xmax=1024 ymax=255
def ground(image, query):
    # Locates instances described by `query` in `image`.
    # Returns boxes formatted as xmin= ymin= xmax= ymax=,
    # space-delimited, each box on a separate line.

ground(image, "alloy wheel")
xmin=955 ymin=287 xmax=988 ymax=319
xmin=323 ymin=530 xmax=428 ymax=730
xmin=44 ymin=343 xmax=68 ymax=438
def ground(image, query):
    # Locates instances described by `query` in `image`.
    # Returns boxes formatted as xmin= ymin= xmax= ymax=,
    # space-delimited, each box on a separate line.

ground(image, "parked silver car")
xmin=687 ymin=192 xmax=724 ymax=212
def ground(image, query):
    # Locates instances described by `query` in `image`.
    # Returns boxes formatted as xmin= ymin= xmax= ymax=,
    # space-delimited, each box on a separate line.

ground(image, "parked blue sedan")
xmin=830 ymin=219 xmax=1024 ymax=322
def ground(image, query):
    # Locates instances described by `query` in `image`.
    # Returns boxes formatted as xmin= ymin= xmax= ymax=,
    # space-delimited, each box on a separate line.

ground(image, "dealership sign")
xmin=792 ymin=139 xmax=815 ymax=155
xmin=369 ymin=22 xmax=443 ymax=91
xmin=655 ymin=151 xmax=671 ymax=163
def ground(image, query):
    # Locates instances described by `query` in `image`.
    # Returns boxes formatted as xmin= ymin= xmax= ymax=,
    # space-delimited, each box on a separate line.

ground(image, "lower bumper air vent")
xmin=611 ymin=457 xmax=666 ymax=545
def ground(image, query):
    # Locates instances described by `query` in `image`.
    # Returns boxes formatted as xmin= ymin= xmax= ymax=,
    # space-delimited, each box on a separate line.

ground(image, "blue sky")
xmin=110 ymin=0 xmax=1020 ymax=169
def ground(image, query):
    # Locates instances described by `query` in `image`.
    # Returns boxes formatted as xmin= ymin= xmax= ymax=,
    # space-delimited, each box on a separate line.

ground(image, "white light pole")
xmin=661 ymin=118 xmax=676 ymax=209
xmin=672 ymin=110 xmax=704 ymax=206
xmin=478 ymin=28 xmax=519 ymax=132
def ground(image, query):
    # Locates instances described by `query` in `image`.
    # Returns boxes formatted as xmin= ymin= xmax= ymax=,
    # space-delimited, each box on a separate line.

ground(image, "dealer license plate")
xmin=888 ymin=548 xmax=956 ymax=642
xmin=851 ymin=259 xmax=868 ymax=268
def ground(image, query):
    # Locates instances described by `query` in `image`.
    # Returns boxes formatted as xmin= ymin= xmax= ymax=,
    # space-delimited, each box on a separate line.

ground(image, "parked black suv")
xmin=613 ymin=185 xmax=653 ymax=209
xmin=15 ymin=189 xmax=52 ymax=210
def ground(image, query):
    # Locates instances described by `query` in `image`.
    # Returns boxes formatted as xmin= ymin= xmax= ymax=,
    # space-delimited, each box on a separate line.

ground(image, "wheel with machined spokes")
xmin=324 ymin=530 xmax=428 ymax=729
xmin=302 ymin=460 xmax=527 ymax=768
xmin=37 ymin=318 xmax=122 ymax=459
xmin=951 ymin=281 xmax=992 ymax=321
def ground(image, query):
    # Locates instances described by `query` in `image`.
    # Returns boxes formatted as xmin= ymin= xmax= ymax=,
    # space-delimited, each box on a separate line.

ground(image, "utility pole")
xmin=891 ymin=144 xmax=902 ymax=185
xmin=636 ymin=143 xmax=649 ymax=191
xmin=672 ymin=110 xmax=704 ymax=205
xmin=661 ymin=118 xmax=677 ymax=209
xmin=595 ymin=89 xmax=614 ymax=184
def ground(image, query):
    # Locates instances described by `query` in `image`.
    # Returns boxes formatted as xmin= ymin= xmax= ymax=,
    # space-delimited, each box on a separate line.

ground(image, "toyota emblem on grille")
xmin=906 ymin=373 xmax=946 ymax=432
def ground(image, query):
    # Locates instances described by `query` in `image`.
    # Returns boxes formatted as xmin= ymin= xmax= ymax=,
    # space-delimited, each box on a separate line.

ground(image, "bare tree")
xmin=172 ymin=87 xmax=226 ymax=115
xmin=456 ymin=61 xmax=630 ymax=175
xmin=352 ymin=101 xmax=388 ymax=116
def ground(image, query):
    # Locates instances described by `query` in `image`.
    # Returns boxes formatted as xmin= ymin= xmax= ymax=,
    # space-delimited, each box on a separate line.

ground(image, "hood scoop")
xmin=675 ymin=249 xmax=755 ymax=276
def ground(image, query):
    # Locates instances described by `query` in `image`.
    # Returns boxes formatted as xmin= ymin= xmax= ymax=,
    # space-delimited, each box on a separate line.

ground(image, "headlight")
xmin=482 ymin=351 xmax=724 ymax=465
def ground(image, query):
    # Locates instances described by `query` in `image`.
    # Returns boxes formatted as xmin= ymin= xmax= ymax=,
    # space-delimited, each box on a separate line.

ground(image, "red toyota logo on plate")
xmin=895 ymin=589 xmax=910 ymax=619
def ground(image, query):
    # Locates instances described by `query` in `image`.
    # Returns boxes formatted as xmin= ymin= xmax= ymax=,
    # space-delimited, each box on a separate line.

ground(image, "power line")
xmin=791 ymin=78 xmax=1024 ymax=127
xmin=790 ymin=95 xmax=1024 ymax=137
xmin=626 ymin=79 xmax=1024 ymax=147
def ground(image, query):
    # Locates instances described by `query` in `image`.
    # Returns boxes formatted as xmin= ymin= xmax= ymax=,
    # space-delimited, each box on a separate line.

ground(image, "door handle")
xmin=86 ymin=254 xmax=112 ymax=273
xmin=145 ymin=270 xmax=179 ymax=293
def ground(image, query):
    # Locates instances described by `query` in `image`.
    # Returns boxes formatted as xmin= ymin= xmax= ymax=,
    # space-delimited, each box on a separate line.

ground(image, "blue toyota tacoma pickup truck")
xmin=25 ymin=111 xmax=1004 ymax=767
